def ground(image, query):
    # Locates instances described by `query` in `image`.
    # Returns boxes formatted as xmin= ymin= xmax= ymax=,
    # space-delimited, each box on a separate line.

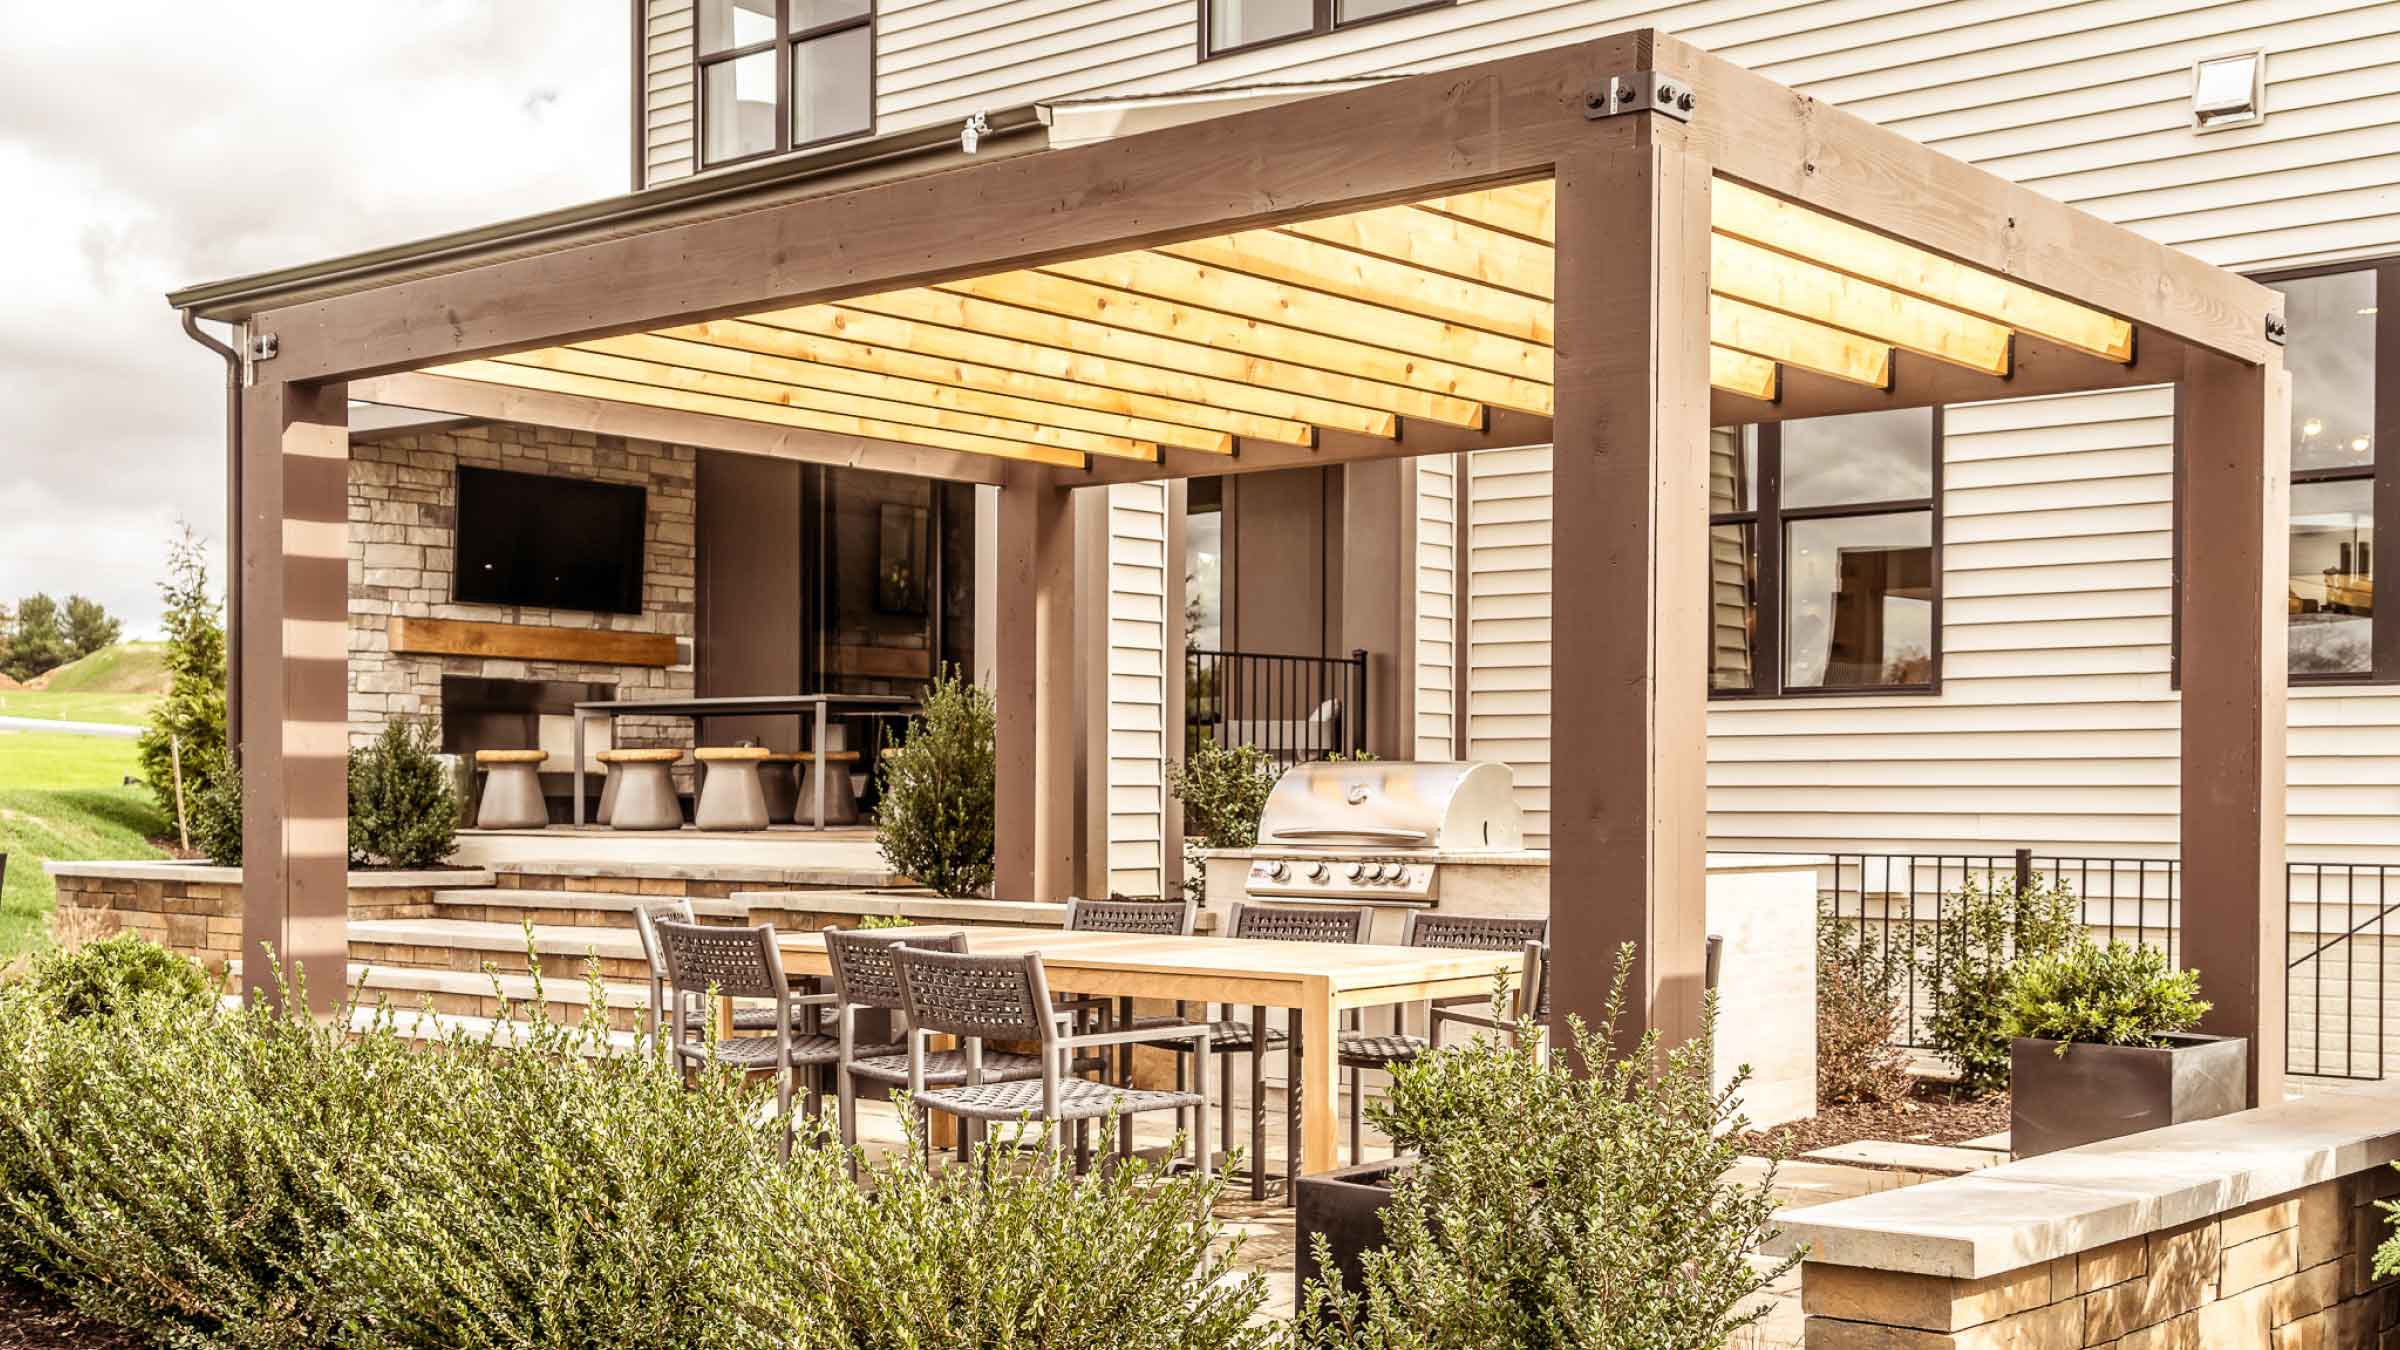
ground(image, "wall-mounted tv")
xmin=452 ymin=466 xmax=646 ymax=615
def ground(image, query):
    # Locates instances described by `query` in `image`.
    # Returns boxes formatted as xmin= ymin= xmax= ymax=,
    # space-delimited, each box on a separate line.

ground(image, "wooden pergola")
xmin=174 ymin=29 xmax=2291 ymax=1147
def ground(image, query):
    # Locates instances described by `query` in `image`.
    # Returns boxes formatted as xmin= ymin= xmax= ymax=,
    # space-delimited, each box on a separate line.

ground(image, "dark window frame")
xmin=2244 ymin=257 xmax=2400 ymax=687
xmin=695 ymin=0 xmax=876 ymax=172
xmin=1709 ymin=410 xmax=1947 ymax=700
xmin=1199 ymin=0 xmax=1453 ymax=62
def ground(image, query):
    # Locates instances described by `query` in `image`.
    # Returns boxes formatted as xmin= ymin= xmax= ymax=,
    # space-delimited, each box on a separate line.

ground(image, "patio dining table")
xmin=570 ymin=693 xmax=917 ymax=829
xmin=756 ymin=924 xmax=1523 ymax=1181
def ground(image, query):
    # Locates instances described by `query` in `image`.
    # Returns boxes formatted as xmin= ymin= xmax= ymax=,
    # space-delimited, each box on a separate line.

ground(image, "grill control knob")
xmin=1308 ymin=863 xmax=1330 ymax=882
xmin=1347 ymin=862 xmax=1368 ymax=881
xmin=1267 ymin=861 xmax=1290 ymax=882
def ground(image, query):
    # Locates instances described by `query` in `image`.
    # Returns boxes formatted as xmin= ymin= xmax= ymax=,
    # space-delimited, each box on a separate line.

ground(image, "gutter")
xmin=166 ymin=104 xmax=1048 ymax=321
xmin=179 ymin=311 xmax=243 ymax=754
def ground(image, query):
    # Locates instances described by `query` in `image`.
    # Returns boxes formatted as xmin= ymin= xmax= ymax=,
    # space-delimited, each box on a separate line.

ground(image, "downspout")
xmin=179 ymin=309 xmax=242 ymax=756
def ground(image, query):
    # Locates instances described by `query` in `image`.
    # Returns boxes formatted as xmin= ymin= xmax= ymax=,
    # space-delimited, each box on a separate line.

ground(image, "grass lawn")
xmin=0 ymin=689 xmax=159 ymax=726
xmin=0 ymin=730 xmax=169 ymax=959
xmin=35 ymin=641 xmax=168 ymax=695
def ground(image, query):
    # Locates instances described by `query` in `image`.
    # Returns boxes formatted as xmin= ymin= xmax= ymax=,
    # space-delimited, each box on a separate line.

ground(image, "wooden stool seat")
xmin=794 ymin=750 xmax=861 ymax=763
xmin=695 ymin=745 xmax=772 ymax=763
xmin=598 ymin=748 xmax=682 ymax=764
xmin=475 ymin=749 xmax=550 ymax=765
xmin=760 ymin=750 xmax=810 ymax=763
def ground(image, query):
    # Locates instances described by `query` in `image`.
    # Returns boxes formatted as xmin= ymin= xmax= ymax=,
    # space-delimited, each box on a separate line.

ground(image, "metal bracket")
xmin=1584 ymin=71 xmax=1696 ymax=123
xmin=2264 ymin=313 xmax=2288 ymax=347
xmin=238 ymin=327 xmax=278 ymax=388
xmin=959 ymin=110 xmax=991 ymax=155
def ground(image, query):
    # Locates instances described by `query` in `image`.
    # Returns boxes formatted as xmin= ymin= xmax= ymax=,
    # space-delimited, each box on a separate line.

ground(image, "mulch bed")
xmin=0 ymin=1282 xmax=147 ymax=1349
xmin=1735 ymin=1084 xmax=2010 ymax=1159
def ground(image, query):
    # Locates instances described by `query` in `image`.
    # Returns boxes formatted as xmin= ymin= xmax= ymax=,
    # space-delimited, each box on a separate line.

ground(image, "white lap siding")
xmin=1103 ymin=481 xmax=1173 ymax=899
xmin=1413 ymin=455 xmax=1461 ymax=763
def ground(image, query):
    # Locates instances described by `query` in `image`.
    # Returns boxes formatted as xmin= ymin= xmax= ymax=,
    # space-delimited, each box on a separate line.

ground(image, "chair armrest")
xmin=1059 ymin=1023 xmax=1215 ymax=1052
xmin=1428 ymin=1006 xmax=1512 ymax=1034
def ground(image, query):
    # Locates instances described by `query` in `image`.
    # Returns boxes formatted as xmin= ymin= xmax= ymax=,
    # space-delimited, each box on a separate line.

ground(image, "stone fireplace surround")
xmin=348 ymin=422 xmax=697 ymax=767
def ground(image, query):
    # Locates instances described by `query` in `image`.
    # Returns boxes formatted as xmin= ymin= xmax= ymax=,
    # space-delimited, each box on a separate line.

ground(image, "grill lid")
xmin=1256 ymin=760 xmax=1524 ymax=852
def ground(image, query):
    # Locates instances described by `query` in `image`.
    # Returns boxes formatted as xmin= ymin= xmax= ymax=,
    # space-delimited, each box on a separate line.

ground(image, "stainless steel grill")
xmin=1241 ymin=760 xmax=1525 ymax=903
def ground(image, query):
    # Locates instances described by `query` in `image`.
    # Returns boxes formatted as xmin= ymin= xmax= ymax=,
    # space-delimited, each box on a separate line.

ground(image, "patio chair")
xmin=1059 ymin=898 xmax=1200 ymax=1153
xmin=1148 ymin=901 xmax=1370 ymax=1199
xmin=1338 ymin=912 xmax=1552 ymax=1159
xmin=632 ymin=900 xmax=787 ymax=1051
xmin=1424 ymin=935 xmax=1722 ymax=1061
xmin=653 ymin=918 xmax=839 ymax=1156
xmin=893 ymin=945 xmax=1213 ymax=1176
xmin=823 ymin=926 xmax=1038 ymax=1163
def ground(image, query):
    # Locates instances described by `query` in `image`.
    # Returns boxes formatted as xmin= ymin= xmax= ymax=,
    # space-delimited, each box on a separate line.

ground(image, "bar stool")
xmin=473 ymin=750 xmax=550 ymax=829
xmin=693 ymin=746 xmax=772 ymax=831
xmin=600 ymin=748 xmax=684 ymax=831
xmin=759 ymin=750 xmax=808 ymax=824
xmin=795 ymin=750 xmax=862 ymax=826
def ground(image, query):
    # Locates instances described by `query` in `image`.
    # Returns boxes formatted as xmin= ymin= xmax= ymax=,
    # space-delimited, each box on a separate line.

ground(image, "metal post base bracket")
xmin=1584 ymin=71 xmax=1696 ymax=123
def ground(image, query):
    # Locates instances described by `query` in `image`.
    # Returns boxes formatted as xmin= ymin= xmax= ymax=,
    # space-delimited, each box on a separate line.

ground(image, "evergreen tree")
xmin=63 ymin=595 xmax=122 ymax=659
xmin=138 ymin=526 xmax=229 ymax=823
xmin=3 ymin=593 xmax=69 ymax=681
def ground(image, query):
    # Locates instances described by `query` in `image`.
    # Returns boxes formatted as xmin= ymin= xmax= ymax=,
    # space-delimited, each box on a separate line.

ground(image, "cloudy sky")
xmin=0 ymin=3 xmax=626 ymax=637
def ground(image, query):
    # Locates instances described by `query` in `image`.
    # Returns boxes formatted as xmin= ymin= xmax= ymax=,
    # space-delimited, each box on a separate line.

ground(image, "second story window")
xmin=2272 ymin=262 xmax=2393 ymax=683
xmin=1710 ymin=408 xmax=1943 ymax=698
xmin=1204 ymin=0 xmax=1450 ymax=60
xmin=699 ymin=0 xmax=873 ymax=169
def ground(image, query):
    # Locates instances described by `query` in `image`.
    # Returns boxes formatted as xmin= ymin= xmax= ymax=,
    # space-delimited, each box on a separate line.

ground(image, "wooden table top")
xmin=771 ymin=924 xmax=1521 ymax=997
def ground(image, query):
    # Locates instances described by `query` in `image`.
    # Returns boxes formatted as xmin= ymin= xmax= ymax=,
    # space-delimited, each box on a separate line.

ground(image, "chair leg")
xmin=1287 ymin=1010 xmax=1302 ymax=1195
xmin=1349 ymin=1064 xmax=1363 ymax=1164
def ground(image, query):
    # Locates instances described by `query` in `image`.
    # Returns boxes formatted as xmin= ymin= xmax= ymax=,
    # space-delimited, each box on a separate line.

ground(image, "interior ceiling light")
xmin=2192 ymin=51 xmax=2266 ymax=131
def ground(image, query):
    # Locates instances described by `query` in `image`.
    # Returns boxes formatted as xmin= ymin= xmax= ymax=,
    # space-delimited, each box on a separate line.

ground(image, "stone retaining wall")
xmin=1801 ymin=1169 xmax=2398 ymax=1348
xmin=48 ymin=865 xmax=485 ymax=981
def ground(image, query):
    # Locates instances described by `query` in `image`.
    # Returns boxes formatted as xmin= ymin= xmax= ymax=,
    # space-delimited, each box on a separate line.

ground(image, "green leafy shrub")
xmin=1168 ymin=739 xmax=1278 ymax=849
xmin=783 ymin=1120 xmax=1277 ymax=1349
xmin=347 ymin=716 xmax=460 ymax=869
xmin=1301 ymin=946 xmax=1798 ymax=1350
xmin=9 ymin=934 xmax=214 ymax=1021
xmin=137 ymin=523 xmax=230 ymax=825
xmin=189 ymin=745 xmax=244 ymax=866
xmin=1817 ymin=911 xmax=1912 ymax=1106
xmin=874 ymin=668 xmax=997 ymax=898
xmin=0 ymin=938 xmax=1274 ymax=1349
xmin=1918 ymin=871 xmax=2082 ymax=1095
xmin=1998 ymin=939 xmax=2209 ymax=1051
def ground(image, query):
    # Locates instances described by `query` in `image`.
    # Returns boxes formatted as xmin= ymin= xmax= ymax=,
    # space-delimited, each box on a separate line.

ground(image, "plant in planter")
xmin=874 ymin=668 xmax=997 ymax=898
xmin=1997 ymin=938 xmax=2237 ymax=1156
xmin=1297 ymin=948 xmax=1796 ymax=1350
xmin=1917 ymin=869 xmax=2082 ymax=1095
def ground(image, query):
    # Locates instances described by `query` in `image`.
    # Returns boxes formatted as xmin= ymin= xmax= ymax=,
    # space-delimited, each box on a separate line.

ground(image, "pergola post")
xmin=237 ymin=377 xmax=350 ymax=1015
xmin=993 ymin=469 xmax=1079 ymax=901
xmin=1548 ymin=142 xmax=1715 ymax=1055
xmin=2178 ymin=348 xmax=2291 ymax=1106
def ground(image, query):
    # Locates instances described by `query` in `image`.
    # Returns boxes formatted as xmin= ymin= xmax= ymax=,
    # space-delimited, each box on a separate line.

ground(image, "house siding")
xmin=1103 ymin=480 xmax=1173 ymax=898
xmin=643 ymin=0 xmax=698 ymax=187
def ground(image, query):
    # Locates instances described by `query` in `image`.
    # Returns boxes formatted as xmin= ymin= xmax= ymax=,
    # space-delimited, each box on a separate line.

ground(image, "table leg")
xmin=573 ymin=713 xmax=588 ymax=826
xmin=811 ymin=702 xmax=829 ymax=830
xmin=1249 ymin=1003 xmax=1267 ymax=1202
xmin=1298 ymin=990 xmax=1339 ymax=1177
xmin=714 ymin=992 xmax=734 ymax=1042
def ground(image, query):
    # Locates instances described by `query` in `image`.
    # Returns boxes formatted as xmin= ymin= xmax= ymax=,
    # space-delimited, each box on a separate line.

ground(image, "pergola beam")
xmin=348 ymin=372 xmax=1012 ymax=484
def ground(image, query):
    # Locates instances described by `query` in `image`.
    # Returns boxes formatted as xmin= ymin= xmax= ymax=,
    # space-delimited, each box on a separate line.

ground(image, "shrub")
xmin=1917 ymin=870 xmax=2082 ymax=1095
xmin=1817 ymin=911 xmax=1912 ymax=1106
xmin=189 ymin=745 xmax=244 ymax=866
xmin=9 ymin=934 xmax=214 ymax=1022
xmin=1998 ymin=939 xmax=2209 ymax=1051
xmin=1301 ymin=946 xmax=1798 ymax=1350
xmin=782 ymin=1120 xmax=1278 ymax=1349
xmin=874 ymin=668 xmax=997 ymax=898
xmin=1168 ymin=739 xmax=1279 ymax=849
xmin=138 ymin=523 xmax=231 ymax=824
xmin=347 ymin=716 xmax=460 ymax=869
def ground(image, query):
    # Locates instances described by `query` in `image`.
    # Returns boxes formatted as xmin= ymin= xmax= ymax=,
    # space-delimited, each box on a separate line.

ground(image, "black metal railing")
xmin=2287 ymin=862 xmax=2400 ymax=1081
xmin=1791 ymin=849 xmax=2179 ymax=1050
xmin=1185 ymin=647 xmax=1368 ymax=768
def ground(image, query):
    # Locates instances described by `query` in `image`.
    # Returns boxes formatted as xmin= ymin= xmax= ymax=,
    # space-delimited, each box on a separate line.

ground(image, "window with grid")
xmin=698 ymin=0 xmax=873 ymax=169
xmin=1203 ymin=0 xmax=1450 ymax=60
xmin=1710 ymin=408 xmax=1943 ymax=697
xmin=2271 ymin=263 xmax=2393 ymax=683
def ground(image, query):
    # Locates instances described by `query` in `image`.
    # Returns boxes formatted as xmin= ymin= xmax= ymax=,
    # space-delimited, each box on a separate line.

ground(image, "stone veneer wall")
xmin=347 ymin=423 xmax=698 ymax=752
xmin=51 ymin=870 xmax=452 ymax=981
xmin=1802 ymin=1172 xmax=2398 ymax=1349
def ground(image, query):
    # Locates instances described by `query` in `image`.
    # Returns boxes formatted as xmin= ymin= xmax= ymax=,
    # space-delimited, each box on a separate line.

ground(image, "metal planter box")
xmin=2009 ymin=1033 xmax=2247 ymax=1158
xmin=1294 ymin=1158 xmax=1409 ymax=1298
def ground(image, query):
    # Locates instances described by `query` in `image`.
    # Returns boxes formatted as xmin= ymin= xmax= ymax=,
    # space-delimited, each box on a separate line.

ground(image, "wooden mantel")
xmin=387 ymin=616 xmax=678 ymax=668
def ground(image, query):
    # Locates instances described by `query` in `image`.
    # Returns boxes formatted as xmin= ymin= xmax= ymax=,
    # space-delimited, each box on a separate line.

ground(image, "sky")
xmin=0 ymin=3 xmax=626 ymax=639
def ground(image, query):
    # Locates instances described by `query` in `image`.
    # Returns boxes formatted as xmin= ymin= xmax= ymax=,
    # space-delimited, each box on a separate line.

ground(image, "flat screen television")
xmin=451 ymin=466 xmax=646 ymax=615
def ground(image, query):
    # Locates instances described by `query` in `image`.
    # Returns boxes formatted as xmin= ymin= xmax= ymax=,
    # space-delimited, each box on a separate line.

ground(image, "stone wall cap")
xmin=1770 ymin=1088 xmax=2400 ymax=1280
xmin=726 ymin=890 xmax=1072 ymax=925
xmin=46 ymin=859 xmax=495 ymax=889
xmin=493 ymin=858 xmax=900 ymax=885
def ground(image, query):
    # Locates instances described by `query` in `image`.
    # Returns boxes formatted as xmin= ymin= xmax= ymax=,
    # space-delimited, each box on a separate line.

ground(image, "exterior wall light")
xmin=2192 ymin=51 xmax=2266 ymax=131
